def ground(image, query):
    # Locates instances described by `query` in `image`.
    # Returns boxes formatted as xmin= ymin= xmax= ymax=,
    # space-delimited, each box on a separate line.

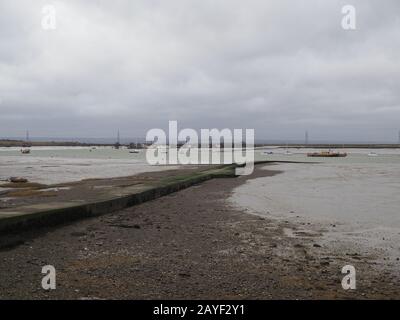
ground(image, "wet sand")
xmin=230 ymin=162 xmax=400 ymax=268
xmin=0 ymin=164 xmax=399 ymax=299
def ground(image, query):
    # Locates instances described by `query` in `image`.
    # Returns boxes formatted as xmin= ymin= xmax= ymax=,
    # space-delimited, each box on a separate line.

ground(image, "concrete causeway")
xmin=0 ymin=165 xmax=237 ymax=234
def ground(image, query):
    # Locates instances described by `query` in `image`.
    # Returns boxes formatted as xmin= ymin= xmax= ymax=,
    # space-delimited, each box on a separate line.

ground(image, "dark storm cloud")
xmin=0 ymin=0 xmax=399 ymax=141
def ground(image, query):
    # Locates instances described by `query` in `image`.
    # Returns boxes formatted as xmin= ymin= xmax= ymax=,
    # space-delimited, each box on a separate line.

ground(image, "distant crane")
xmin=22 ymin=130 xmax=31 ymax=148
xmin=305 ymin=130 xmax=309 ymax=145
xmin=114 ymin=130 xmax=121 ymax=149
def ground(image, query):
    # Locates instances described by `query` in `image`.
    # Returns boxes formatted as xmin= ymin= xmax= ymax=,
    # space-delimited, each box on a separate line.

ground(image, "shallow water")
xmin=0 ymin=145 xmax=262 ymax=184
xmin=0 ymin=147 xmax=176 ymax=184
xmin=1 ymin=145 xmax=399 ymax=185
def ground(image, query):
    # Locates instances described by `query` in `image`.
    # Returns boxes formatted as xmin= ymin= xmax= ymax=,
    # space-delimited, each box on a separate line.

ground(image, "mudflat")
xmin=0 ymin=164 xmax=398 ymax=299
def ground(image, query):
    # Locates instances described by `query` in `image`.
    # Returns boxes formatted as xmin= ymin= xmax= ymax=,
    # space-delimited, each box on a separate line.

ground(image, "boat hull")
xmin=307 ymin=152 xmax=347 ymax=157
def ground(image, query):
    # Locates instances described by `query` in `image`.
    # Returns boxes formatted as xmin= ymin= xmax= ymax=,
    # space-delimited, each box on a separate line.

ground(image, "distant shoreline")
xmin=1 ymin=139 xmax=399 ymax=149
xmin=260 ymin=143 xmax=400 ymax=149
xmin=0 ymin=139 xmax=117 ymax=147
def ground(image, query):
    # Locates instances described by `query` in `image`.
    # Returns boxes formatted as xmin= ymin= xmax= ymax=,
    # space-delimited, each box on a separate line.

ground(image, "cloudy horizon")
xmin=1 ymin=0 xmax=399 ymax=143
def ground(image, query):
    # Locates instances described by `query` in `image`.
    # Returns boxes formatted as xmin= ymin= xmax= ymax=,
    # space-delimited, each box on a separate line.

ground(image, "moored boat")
xmin=307 ymin=151 xmax=347 ymax=157
xmin=261 ymin=150 xmax=274 ymax=155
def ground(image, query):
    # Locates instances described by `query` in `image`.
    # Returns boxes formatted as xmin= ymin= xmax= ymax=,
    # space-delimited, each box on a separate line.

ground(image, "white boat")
xmin=368 ymin=152 xmax=378 ymax=157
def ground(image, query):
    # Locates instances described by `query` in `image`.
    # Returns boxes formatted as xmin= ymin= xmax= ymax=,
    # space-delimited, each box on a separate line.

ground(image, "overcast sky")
xmin=0 ymin=0 xmax=399 ymax=142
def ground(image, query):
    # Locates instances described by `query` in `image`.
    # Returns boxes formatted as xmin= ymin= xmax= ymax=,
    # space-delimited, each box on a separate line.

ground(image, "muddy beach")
xmin=0 ymin=164 xmax=399 ymax=299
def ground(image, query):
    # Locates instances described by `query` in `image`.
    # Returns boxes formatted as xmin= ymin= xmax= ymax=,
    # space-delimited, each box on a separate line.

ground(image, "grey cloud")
xmin=0 ymin=0 xmax=399 ymax=142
